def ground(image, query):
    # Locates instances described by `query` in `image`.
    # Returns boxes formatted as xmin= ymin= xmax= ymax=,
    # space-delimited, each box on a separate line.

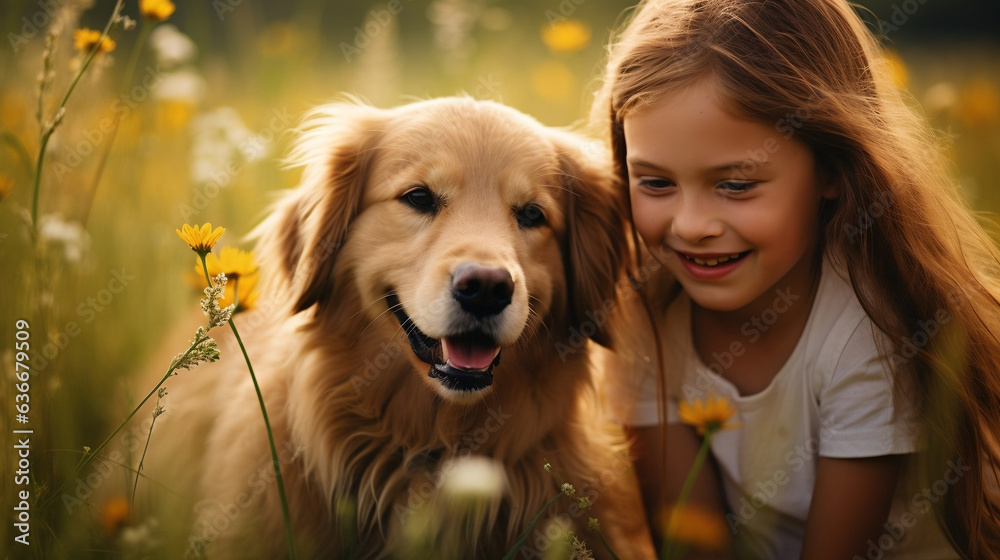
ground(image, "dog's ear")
xmin=255 ymin=101 xmax=386 ymax=313
xmin=554 ymin=134 xmax=629 ymax=348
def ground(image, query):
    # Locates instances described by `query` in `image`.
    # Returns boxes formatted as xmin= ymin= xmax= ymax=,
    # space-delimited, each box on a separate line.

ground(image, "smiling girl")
xmin=594 ymin=0 xmax=1000 ymax=558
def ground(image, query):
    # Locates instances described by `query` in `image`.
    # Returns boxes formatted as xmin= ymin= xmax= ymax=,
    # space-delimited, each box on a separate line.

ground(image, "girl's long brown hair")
xmin=593 ymin=0 xmax=1000 ymax=556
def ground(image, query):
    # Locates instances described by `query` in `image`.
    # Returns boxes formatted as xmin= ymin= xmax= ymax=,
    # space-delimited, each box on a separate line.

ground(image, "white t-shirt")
xmin=610 ymin=256 xmax=959 ymax=559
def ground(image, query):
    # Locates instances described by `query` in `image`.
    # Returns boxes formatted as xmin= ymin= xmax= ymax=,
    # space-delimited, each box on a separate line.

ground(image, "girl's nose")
xmin=670 ymin=194 xmax=724 ymax=244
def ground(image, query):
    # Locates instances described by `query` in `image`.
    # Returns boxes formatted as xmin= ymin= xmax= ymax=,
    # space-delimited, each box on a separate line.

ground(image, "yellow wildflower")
xmin=959 ymin=79 xmax=999 ymax=128
xmin=531 ymin=61 xmax=575 ymax=102
xmin=176 ymin=223 xmax=224 ymax=254
xmin=189 ymin=246 xmax=260 ymax=313
xmin=678 ymin=392 xmax=738 ymax=436
xmin=73 ymin=28 xmax=116 ymax=53
xmin=0 ymin=173 xmax=13 ymax=200
xmin=99 ymin=496 xmax=130 ymax=536
xmin=542 ymin=19 xmax=591 ymax=54
xmin=222 ymin=271 xmax=259 ymax=313
xmin=882 ymin=49 xmax=908 ymax=90
xmin=204 ymin=246 xmax=258 ymax=280
xmin=257 ymin=21 xmax=298 ymax=58
xmin=140 ymin=0 xmax=176 ymax=22
xmin=663 ymin=502 xmax=729 ymax=551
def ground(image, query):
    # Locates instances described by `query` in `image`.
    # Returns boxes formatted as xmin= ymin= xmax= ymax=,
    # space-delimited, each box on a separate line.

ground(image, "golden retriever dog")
xmin=142 ymin=97 xmax=654 ymax=559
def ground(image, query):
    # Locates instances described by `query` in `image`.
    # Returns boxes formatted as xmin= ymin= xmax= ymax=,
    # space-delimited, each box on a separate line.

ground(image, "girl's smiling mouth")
xmin=673 ymin=249 xmax=753 ymax=279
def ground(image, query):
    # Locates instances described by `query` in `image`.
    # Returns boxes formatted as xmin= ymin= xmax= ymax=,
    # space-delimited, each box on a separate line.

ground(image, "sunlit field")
xmin=1 ymin=0 xmax=998 ymax=558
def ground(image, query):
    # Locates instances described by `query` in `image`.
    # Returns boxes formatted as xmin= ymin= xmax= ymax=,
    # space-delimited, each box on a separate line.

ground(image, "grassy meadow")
xmin=0 ymin=0 xmax=998 ymax=558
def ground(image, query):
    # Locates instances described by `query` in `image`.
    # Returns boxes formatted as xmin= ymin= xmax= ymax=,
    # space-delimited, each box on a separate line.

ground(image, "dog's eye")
xmin=401 ymin=187 xmax=439 ymax=215
xmin=515 ymin=203 xmax=546 ymax=229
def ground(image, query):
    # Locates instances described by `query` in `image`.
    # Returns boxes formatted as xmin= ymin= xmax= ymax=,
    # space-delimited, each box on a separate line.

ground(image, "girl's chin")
xmin=679 ymin=285 xmax=753 ymax=313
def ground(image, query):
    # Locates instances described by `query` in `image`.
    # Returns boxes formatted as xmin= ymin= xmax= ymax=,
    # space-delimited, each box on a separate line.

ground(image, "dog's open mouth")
xmin=386 ymin=293 xmax=501 ymax=392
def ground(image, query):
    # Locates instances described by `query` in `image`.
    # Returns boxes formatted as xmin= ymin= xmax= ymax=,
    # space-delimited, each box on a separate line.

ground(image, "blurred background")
xmin=0 ymin=0 xmax=997 ymax=557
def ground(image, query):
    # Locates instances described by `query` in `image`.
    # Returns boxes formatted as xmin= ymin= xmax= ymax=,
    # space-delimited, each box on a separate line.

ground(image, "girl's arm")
xmin=628 ymin=423 xmax=733 ymax=559
xmin=800 ymin=455 xmax=903 ymax=560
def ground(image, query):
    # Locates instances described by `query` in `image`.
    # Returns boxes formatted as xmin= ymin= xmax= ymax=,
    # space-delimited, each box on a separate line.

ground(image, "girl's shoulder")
xmin=807 ymin=254 xmax=899 ymax=388
xmin=808 ymin=253 xmax=870 ymax=341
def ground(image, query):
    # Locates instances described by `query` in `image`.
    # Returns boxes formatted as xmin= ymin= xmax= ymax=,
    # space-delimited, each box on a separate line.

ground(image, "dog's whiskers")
xmin=352 ymin=294 xmax=394 ymax=322
xmin=525 ymin=295 xmax=550 ymax=338
xmin=353 ymin=298 xmax=405 ymax=345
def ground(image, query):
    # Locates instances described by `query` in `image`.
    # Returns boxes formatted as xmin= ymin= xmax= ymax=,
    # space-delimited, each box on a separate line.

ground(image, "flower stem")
xmin=199 ymin=255 xmax=298 ymax=559
xmin=663 ymin=429 xmax=716 ymax=560
xmin=501 ymin=493 xmax=564 ymax=560
xmin=130 ymin=406 xmax=160 ymax=516
xmin=676 ymin=430 xmax=714 ymax=512
xmin=595 ymin=527 xmax=623 ymax=560
xmin=40 ymin=336 xmax=203 ymax=512
xmin=82 ymin=19 xmax=154 ymax=227
xmin=227 ymin=318 xmax=298 ymax=559
xmin=31 ymin=0 xmax=125 ymax=228
xmin=122 ymin=21 xmax=153 ymax=93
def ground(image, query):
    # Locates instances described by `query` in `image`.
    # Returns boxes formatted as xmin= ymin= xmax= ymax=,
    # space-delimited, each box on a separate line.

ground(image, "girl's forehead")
xmin=623 ymin=83 xmax=813 ymax=172
xmin=624 ymin=82 xmax=755 ymax=143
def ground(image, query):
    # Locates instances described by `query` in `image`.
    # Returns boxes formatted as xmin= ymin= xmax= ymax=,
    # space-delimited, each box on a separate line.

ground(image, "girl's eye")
xmin=400 ymin=186 xmax=439 ymax=215
xmin=718 ymin=181 xmax=758 ymax=194
xmin=636 ymin=177 xmax=675 ymax=191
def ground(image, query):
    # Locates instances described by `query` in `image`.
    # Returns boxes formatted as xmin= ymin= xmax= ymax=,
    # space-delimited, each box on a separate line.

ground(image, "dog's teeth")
xmin=442 ymin=343 xmax=449 ymax=363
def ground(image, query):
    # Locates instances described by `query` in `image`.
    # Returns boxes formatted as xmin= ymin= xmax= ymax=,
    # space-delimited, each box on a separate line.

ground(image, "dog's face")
xmin=261 ymin=98 xmax=625 ymax=402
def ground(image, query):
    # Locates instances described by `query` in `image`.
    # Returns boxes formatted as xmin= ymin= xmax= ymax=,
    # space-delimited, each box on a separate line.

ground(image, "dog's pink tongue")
xmin=442 ymin=338 xmax=499 ymax=370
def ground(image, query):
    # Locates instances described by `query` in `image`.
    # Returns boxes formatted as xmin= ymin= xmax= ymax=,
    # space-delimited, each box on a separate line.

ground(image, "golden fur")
xmin=142 ymin=97 xmax=655 ymax=559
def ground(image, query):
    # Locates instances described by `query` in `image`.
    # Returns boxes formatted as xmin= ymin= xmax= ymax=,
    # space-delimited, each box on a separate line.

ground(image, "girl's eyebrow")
xmin=711 ymin=160 xmax=772 ymax=172
xmin=627 ymin=158 xmax=772 ymax=173
xmin=626 ymin=158 xmax=670 ymax=172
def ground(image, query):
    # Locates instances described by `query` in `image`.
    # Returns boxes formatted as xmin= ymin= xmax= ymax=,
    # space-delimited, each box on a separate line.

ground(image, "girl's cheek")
xmin=631 ymin=201 xmax=667 ymax=246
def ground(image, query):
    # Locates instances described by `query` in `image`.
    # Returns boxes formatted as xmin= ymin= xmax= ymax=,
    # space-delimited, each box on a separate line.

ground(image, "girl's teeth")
xmin=690 ymin=253 xmax=743 ymax=267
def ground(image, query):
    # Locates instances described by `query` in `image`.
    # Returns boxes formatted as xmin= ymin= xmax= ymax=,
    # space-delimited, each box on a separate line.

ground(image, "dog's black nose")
xmin=451 ymin=263 xmax=514 ymax=317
